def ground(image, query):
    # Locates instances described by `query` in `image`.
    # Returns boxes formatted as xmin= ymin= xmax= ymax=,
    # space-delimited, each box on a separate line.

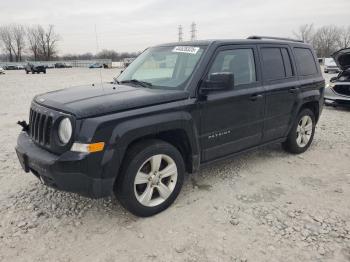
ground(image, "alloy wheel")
xmin=296 ymin=115 xmax=313 ymax=147
xmin=134 ymin=154 xmax=178 ymax=207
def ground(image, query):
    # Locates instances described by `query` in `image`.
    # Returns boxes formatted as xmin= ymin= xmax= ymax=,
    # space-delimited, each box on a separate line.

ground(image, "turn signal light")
xmin=71 ymin=142 xmax=105 ymax=153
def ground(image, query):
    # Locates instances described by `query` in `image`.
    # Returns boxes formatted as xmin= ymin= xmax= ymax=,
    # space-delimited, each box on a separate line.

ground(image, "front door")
xmin=199 ymin=45 xmax=265 ymax=162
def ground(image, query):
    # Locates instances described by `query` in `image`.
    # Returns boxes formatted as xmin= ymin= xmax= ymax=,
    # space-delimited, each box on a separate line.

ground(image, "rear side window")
xmin=261 ymin=47 xmax=295 ymax=80
xmin=261 ymin=48 xmax=285 ymax=80
xmin=294 ymin=48 xmax=318 ymax=76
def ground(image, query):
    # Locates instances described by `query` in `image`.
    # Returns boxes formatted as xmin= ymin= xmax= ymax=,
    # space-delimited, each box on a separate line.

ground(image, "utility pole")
xmin=178 ymin=25 xmax=183 ymax=42
xmin=190 ymin=22 xmax=196 ymax=41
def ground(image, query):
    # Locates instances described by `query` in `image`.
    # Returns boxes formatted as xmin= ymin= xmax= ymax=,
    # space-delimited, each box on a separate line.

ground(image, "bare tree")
xmin=312 ymin=25 xmax=341 ymax=57
xmin=36 ymin=25 xmax=47 ymax=60
xmin=11 ymin=24 xmax=26 ymax=61
xmin=39 ymin=25 xmax=60 ymax=60
xmin=32 ymin=24 xmax=60 ymax=61
xmin=27 ymin=26 xmax=41 ymax=61
xmin=0 ymin=25 xmax=14 ymax=61
xmin=293 ymin=24 xmax=314 ymax=43
xmin=338 ymin=26 xmax=350 ymax=49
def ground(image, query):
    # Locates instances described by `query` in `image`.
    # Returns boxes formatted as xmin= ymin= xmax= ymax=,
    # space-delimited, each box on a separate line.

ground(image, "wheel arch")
xmin=299 ymin=100 xmax=320 ymax=123
xmin=107 ymin=112 xmax=200 ymax=184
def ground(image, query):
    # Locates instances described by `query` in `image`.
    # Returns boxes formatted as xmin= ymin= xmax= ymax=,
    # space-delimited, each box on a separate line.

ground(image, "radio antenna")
xmin=94 ymin=24 xmax=104 ymax=91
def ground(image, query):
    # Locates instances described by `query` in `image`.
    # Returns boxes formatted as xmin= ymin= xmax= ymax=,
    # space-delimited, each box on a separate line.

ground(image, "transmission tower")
xmin=190 ymin=22 xmax=197 ymax=41
xmin=178 ymin=25 xmax=183 ymax=42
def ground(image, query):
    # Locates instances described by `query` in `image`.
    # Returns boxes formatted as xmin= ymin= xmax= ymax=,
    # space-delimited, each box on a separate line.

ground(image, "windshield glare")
xmin=117 ymin=46 xmax=205 ymax=90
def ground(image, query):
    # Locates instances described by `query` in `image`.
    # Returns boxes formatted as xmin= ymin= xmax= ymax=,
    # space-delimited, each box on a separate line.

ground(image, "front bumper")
xmin=324 ymin=87 xmax=350 ymax=107
xmin=15 ymin=132 xmax=114 ymax=198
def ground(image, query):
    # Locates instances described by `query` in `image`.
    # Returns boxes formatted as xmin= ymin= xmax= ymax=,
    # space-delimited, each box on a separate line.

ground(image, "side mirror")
xmin=200 ymin=72 xmax=234 ymax=94
xmin=330 ymin=77 xmax=337 ymax=82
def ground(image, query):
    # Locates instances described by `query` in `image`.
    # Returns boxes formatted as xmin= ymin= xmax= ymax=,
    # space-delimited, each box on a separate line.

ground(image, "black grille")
xmin=333 ymin=85 xmax=350 ymax=96
xmin=29 ymin=108 xmax=53 ymax=145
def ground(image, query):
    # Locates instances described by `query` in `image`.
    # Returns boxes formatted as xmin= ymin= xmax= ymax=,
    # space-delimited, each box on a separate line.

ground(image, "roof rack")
xmin=247 ymin=35 xmax=304 ymax=43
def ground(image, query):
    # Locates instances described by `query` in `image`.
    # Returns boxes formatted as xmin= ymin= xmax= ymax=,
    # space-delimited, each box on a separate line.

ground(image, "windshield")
xmin=117 ymin=45 xmax=205 ymax=90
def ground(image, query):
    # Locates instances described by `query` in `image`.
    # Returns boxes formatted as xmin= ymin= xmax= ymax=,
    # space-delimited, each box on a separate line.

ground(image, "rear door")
xmin=258 ymin=45 xmax=299 ymax=142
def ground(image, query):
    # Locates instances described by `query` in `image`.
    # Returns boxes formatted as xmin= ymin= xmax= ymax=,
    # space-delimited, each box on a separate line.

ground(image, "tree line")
xmin=0 ymin=24 xmax=60 ymax=62
xmin=60 ymin=49 xmax=140 ymax=62
xmin=2 ymin=23 xmax=349 ymax=62
xmin=293 ymin=24 xmax=350 ymax=57
xmin=0 ymin=24 xmax=139 ymax=62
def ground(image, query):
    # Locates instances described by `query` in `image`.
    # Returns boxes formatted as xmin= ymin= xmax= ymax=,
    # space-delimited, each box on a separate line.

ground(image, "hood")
xmin=332 ymin=48 xmax=350 ymax=71
xmin=34 ymin=83 xmax=188 ymax=118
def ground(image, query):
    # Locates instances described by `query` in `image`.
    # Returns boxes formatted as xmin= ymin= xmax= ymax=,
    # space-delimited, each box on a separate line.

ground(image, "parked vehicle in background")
xmin=25 ymin=64 xmax=47 ymax=74
xmin=123 ymin=58 xmax=135 ymax=68
xmin=15 ymin=36 xmax=324 ymax=217
xmin=324 ymin=58 xmax=339 ymax=73
xmin=4 ymin=65 xmax=20 ymax=70
xmin=44 ymin=64 xmax=55 ymax=69
xmin=54 ymin=63 xmax=72 ymax=68
xmin=325 ymin=48 xmax=350 ymax=107
xmin=0 ymin=67 xmax=5 ymax=74
xmin=89 ymin=63 xmax=103 ymax=68
xmin=318 ymin=58 xmax=324 ymax=65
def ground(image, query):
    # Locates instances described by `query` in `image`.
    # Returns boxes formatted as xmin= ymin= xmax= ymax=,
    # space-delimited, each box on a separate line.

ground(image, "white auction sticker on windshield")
xmin=172 ymin=46 xmax=200 ymax=54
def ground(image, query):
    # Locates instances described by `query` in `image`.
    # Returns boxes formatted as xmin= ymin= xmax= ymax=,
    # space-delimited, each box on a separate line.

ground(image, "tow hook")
xmin=17 ymin=120 xmax=29 ymax=133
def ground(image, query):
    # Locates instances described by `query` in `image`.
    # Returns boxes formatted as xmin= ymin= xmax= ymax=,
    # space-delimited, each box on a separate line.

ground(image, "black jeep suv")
xmin=15 ymin=36 xmax=325 ymax=217
xmin=25 ymin=63 xmax=47 ymax=74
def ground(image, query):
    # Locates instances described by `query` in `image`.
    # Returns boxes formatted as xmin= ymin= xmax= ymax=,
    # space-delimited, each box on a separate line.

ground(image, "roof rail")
xmin=247 ymin=35 xmax=304 ymax=43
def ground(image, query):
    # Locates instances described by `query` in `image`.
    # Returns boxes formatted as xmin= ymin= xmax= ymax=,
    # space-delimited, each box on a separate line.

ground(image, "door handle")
xmin=250 ymin=94 xmax=263 ymax=101
xmin=289 ymin=87 xmax=299 ymax=93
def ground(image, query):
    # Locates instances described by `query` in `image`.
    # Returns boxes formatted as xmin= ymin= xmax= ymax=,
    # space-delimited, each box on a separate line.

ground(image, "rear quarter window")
xmin=294 ymin=48 xmax=318 ymax=76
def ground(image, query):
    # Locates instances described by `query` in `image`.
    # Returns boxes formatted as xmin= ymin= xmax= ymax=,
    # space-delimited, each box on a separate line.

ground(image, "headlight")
xmin=58 ymin=117 xmax=72 ymax=144
xmin=326 ymin=82 xmax=335 ymax=88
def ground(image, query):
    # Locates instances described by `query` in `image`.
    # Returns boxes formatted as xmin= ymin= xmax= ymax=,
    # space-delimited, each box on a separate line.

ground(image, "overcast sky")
xmin=1 ymin=0 xmax=349 ymax=54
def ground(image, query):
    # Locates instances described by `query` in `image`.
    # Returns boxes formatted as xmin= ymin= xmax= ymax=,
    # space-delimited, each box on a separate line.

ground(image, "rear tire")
xmin=282 ymin=108 xmax=315 ymax=154
xmin=115 ymin=139 xmax=185 ymax=217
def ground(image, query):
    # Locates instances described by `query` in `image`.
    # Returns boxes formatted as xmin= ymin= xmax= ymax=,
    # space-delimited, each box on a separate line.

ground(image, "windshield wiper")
xmin=120 ymin=79 xmax=153 ymax=88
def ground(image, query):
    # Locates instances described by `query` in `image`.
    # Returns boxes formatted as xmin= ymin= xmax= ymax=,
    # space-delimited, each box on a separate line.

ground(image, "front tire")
xmin=115 ymin=139 xmax=185 ymax=217
xmin=282 ymin=108 xmax=315 ymax=154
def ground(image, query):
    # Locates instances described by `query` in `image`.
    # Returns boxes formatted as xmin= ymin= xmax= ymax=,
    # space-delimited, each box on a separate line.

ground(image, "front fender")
xmin=93 ymin=109 xmax=200 ymax=180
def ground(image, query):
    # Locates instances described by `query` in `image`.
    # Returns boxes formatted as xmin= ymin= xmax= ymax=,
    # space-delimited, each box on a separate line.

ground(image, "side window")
xmin=294 ymin=48 xmax=318 ymax=76
xmin=281 ymin=48 xmax=294 ymax=77
xmin=261 ymin=48 xmax=285 ymax=80
xmin=208 ymin=49 xmax=256 ymax=87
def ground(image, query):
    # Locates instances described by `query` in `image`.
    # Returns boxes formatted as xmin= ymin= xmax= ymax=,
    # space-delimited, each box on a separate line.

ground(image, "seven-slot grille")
xmin=29 ymin=108 xmax=53 ymax=145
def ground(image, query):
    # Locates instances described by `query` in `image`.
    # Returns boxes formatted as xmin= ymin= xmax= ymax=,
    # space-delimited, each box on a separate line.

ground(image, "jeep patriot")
xmin=16 ymin=36 xmax=325 ymax=216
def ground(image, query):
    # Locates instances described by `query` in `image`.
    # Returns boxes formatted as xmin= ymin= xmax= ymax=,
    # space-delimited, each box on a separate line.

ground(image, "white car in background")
xmin=0 ymin=67 xmax=5 ymax=74
xmin=324 ymin=48 xmax=350 ymax=107
xmin=324 ymin=57 xmax=339 ymax=73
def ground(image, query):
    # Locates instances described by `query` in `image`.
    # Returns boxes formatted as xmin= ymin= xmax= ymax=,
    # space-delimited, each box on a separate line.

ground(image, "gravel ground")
xmin=0 ymin=68 xmax=350 ymax=262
